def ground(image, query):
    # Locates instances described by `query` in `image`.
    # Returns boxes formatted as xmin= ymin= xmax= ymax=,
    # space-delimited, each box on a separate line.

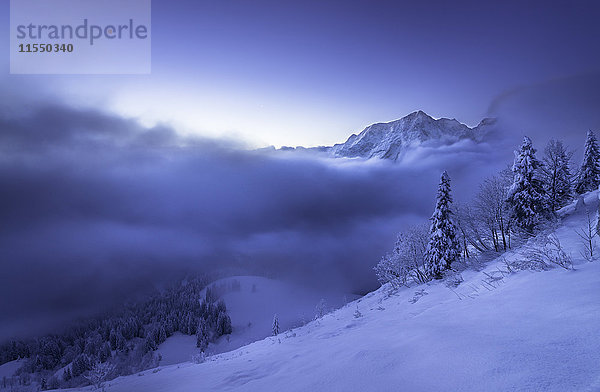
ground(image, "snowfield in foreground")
xmin=64 ymin=195 xmax=600 ymax=392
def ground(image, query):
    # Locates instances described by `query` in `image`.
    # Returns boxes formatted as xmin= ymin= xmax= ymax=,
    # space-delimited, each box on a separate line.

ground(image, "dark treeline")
xmin=0 ymin=276 xmax=232 ymax=390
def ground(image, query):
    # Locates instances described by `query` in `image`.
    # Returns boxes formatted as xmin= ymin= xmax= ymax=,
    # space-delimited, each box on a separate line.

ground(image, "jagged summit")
xmin=330 ymin=111 xmax=495 ymax=161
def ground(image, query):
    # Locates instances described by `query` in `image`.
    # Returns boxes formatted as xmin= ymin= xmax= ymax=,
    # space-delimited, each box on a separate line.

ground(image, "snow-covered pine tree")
xmin=575 ymin=130 xmax=600 ymax=194
xmin=272 ymin=314 xmax=280 ymax=336
xmin=196 ymin=319 xmax=209 ymax=351
xmin=425 ymin=171 xmax=461 ymax=279
xmin=542 ymin=139 xmax=573 ymax=211
xmin=506 ymin=136 xmax=550 ymax=234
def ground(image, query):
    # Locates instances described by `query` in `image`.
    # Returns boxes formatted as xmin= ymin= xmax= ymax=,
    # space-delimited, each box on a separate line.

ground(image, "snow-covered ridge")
xmin=330 ymin=111 xmax=494 ymax=160
xmin=279 ymin=111 xmax=496 ymax=161
xmin=59 ymin=191 xmax=600 ymax=392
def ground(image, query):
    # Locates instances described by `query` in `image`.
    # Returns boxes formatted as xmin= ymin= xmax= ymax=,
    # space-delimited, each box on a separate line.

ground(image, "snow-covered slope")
xmin=155 ymin=333 xmax=199 ymax=366
xmin=155 ymin=276 xmax=353 ymax=365
xmin=0 ymin=359 xmax=24 ymax=379
xmin=330 ymin=111 xmax=495 ymax=160
xmin=202 ymin=276 xmax=352 ymax=355
xmin=61 ymin=193 xmax=600 ymax=392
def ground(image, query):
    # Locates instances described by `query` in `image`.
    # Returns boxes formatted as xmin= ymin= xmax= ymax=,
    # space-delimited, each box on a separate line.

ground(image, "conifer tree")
xmin=575 ymin=130 xmax=600 ymax=194
xmin=63 ymin=367 xmax=72 ymax=382
xmin=506 ymin=136 xmax=549 ymax=234
xmin=425 ymin=171 xmax=460 ymax=279
xmin=272 ymin=314 xmax=280 ymax=336
xmin=196 ymin=319 xmax=209 ymax=351
xmin=216 ymin=311 xmax=232 ymax=336
xmin=542 ymin=139 xmax=573 ymax=211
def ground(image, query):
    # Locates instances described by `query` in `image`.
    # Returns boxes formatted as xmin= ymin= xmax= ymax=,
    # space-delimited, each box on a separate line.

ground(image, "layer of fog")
xmin=1 ymin=72 xmax=598 ymax=339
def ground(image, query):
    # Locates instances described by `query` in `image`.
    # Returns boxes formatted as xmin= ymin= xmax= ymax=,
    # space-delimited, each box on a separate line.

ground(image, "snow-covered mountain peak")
xmin=330 ymin=111 xmax=495 ymax=161
xmin=405 ymin=109 xmax=430 ymax=120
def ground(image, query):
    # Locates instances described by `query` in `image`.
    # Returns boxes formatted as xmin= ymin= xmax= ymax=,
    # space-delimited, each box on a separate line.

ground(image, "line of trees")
xmin=376 ymin=130 xmax=600 ymax=286
xmin=0 ymin=276 xmax=232 ymax=390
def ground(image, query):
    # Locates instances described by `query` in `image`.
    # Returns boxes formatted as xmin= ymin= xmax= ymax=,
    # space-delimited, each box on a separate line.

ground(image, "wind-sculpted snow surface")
xmin=59 ymin=193 xmax=600 ymax=392
xmin=330 ymin=111 xmax=495 ymax=160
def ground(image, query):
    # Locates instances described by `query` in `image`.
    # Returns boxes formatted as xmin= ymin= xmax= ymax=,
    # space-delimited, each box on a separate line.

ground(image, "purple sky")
xmin=2 ymin=0 xmax=600 ymax=146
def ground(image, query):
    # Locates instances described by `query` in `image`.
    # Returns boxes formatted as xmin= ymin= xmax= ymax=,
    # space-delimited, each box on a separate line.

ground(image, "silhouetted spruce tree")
xmin=506 ymin=136 xmax=549 ymax=234
xmin=542 ymin=139 xmax=573 ymax=211
xmin=272 ymin=314 xmax=280 ymax=336
xmin=425 ymin=171 xmax=460 ymax=279
xmin=63 ymin=367 xmax=72 ymax=382
xmin=196 ymin=319 xmax=209 ymax=351
xmin=575 ymin=130 xmax=600 ymax=194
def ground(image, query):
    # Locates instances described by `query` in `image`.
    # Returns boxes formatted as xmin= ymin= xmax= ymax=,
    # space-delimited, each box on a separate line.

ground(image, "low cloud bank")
xmin=0 ymin=98 xmax=514 ymax=339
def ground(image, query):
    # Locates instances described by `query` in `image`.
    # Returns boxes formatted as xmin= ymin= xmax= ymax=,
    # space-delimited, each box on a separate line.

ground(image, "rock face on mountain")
xmin=330 ymin=111 xmax=495 ymax=161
